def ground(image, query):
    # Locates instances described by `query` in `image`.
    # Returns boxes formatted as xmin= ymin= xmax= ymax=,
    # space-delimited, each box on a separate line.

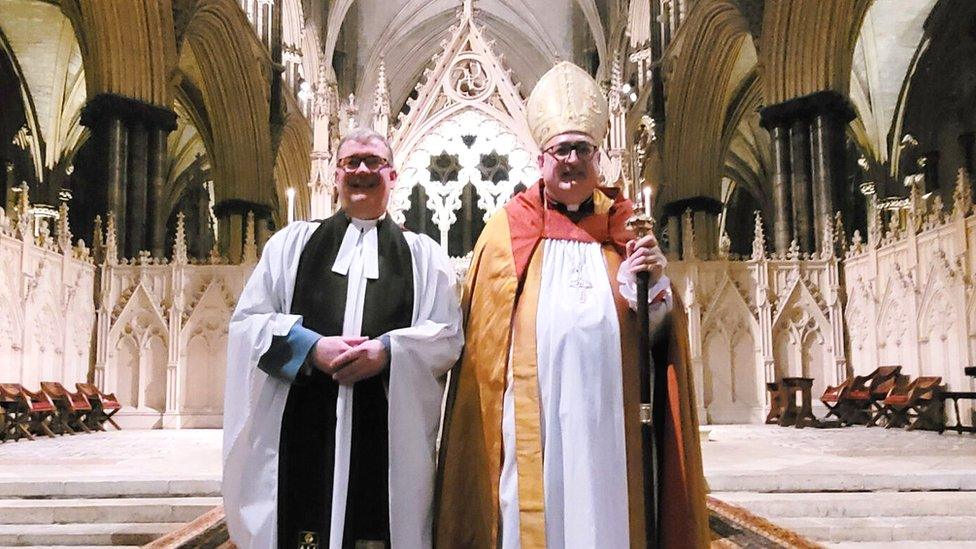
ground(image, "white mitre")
xmin=526 ymin=61 xmax=610 ymax=147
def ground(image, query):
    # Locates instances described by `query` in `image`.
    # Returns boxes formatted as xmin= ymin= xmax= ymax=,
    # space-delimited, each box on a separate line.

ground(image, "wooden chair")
xmin=0 ymin=384 xmax=57 ymax=439
xmin=820 ymin=377 xmax=854 ymax=424
xmin=41 ymin=382 xmax=92 ymax=434
xmin=842 ymin=366 xmax=902 ymax=425
xmin=76 ymin=383 xmax=122 ymax=431
xmin=879 ymin=376 xmax=944 ymax=430
xmin=867 ymin=372 xmax=910 ymax=426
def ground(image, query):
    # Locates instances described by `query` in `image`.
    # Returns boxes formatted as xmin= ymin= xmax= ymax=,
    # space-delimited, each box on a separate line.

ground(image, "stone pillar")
xmin=148 ymin=127 xmax=168 ymax=258
xmin=769 ymin=124 xmax=793 ymax=254
xmin=105 ymin=116 xmax=129 ymax=256
xmin=126 ymin=123 xmax=149 ymax=257
xmin=789 ymin=118 xmax=814 ymax=253
xmin=761 ymin=91 xmax=855 ymax=256
xmin=662 ymin=197 xmax=722 ymax=259
xmin=213 ymin=199 xmax=273 ymax=263
xmin=81 ymin=94 xmax=176 ymax=260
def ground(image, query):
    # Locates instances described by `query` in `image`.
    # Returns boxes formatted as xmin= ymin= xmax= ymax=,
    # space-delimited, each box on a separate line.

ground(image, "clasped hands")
xmin=309 ymin=336 xmax=388 ymax=385
xmin=622 ymin=233 xmax=667 ymax=285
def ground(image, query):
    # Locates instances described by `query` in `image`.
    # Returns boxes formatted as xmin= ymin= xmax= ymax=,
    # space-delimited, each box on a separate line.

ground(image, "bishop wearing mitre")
xmin=435 ymin=62 xmax=709 ymax=548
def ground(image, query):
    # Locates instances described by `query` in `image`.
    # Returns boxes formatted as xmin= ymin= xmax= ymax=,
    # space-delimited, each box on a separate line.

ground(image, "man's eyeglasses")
xmin=543 ymin=141 xmax=598 ymax=162
xmin=337 ymin=155 xmax=390 ymax=172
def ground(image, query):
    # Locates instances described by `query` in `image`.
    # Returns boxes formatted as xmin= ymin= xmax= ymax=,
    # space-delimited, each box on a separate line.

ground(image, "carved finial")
xmin=931 ymin=194 xmax=945 ymax=226
xmin=15 ymin=183 xmax=31 ymax=240
xmin=953 ymin=168 xmax=972 ymax=220
xmin=869 ymin=200 xmax=882 ymax=246
xmin=850 ymin=229 xmax=864 ymax=255
xmin=462 ymin=0 xmax=474 ymax=20
xmin=344 ymin=93 xmax=359 ymax=132
xmin=208 ymin=239 xmax=223 ymax=265
xmin=608 ymin=51 xmax=624 ymax=115
xmin=104 ymin=213 xmax=118 ymax=265
xmin=834 ymin=212 xmax=847 ymax=253
xmin=57 ymin=202 xmax=72 ymax=254
xmin=681 ymin=208 xmax=695 ymax=260
xmin=173 ymin=211 xmax=188 ymax=265
xmin=885 ymin=207 xmax=900 ymax=241
xmin=788 ymin=238 xmax=800 ymax=261
xmin=36 ymin=217 xmax=51 ymax=248
xmin=821 ymin=219 xmax=835 ymax=260
xmin=372 ymin=58 xmax=391 ymax=138
xmin=717 ymin=231 xmax=731 ymax=259
xmin=752 ymin=210 xmax=766 ymax=261
xmin=73 ymin=239 xmax=90 ymax=262
xmin=242 ymin=211 xmax=257 ymax=264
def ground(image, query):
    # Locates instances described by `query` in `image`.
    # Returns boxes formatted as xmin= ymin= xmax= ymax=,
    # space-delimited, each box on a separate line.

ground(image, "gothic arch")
xmin=760 ymin=0 xmax=872 ymax=104
xmin=273 ymin=107 xmax=313 ymax=225
xmin=0 ymin=0 xmax=89 ymax=181
xmin=60 ymin=0 xmax=176 ymax=107
xmin=180 ymin=0 xmax=275 ymax=207
xmin=663 ymin=0 xmax=754 ymax=204
xmin=358 ymin=9 xmax=554 ymax=118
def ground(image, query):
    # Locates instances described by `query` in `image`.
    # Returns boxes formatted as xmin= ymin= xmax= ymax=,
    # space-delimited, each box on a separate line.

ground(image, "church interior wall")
xmin=3 ymin=0 xmax=976 ymax=428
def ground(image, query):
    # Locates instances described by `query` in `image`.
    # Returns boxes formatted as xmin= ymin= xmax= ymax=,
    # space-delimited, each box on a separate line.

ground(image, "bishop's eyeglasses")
xmin=337 ymin=155 xmax=390 ymax=173
xmin=543 ymin=141 xmax=598 ymax=162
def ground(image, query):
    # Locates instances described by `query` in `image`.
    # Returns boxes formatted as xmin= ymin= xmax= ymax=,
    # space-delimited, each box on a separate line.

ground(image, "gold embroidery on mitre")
xmin=527 ymin=61 xmax=609 ymax=148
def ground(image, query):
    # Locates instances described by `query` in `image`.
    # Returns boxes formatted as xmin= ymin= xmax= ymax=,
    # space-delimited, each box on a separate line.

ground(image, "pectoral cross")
xmin=569 ymin=263 xmax=592 ymax=303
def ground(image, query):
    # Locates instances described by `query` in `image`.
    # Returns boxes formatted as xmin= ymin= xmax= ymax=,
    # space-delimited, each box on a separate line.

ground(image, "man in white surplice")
xmin=224 ymin=128 xmax=463 ymax=549
xmin=436 ymin=62 xmax=710 ymax=549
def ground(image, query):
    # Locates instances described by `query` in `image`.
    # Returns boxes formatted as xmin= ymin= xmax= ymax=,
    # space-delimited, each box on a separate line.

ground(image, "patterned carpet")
xmin=146 ymin=499 xmax=822 ymax=548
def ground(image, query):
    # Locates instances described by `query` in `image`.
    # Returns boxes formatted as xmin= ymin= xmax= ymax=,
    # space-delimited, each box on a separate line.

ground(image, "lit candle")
xmin=642 ymin=186 xmax=652 ymax=216
xmin=286 ymin=187 xmax=296 ymax=224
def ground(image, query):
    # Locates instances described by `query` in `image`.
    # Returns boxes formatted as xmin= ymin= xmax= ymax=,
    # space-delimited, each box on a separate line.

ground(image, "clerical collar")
xmin=332 ymin=214 xmax=381 ymax=279
xmin=545 ymin=194 xmax=595 ymax=220
xmin=348 ymin=213 xmax=386 ymax=231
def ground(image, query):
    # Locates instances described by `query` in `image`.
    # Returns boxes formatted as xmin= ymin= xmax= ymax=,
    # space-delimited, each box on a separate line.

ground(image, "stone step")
xmin=0 ymin=478 xmax=220 ymax=499
xmin=0 ymin=523 xmax=182 ymax=546
xmin=825 ymin=543 xmax=976 ymax=548
xmin=712 ymin=491 xmax=976 ymax=518
xmin=0 ymin=496 xmax=221 ymax=524
xmin=706 ymin=470 xmax=976 ymax=492
xmin=775 ymin=516 xmax=976 ymax=542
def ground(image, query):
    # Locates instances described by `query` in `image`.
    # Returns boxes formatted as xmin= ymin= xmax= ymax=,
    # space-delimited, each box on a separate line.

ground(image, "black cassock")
xmin=274 ymin=213 xmax=413 ymax=548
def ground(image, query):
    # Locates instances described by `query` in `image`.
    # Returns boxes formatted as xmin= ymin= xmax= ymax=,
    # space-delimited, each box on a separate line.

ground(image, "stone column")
xmin=662 ymin=197 xmax=723 ymax=259
xmin=213 ymin=200 xmax=273 ymax=263
xmin=148 ymin=127 xmax=168 ymax=258
xmin=789 ymin=118 xmax=814 ymax=253
xmin=81 ymin=94 xmax=176 ymax=260
xmin=770 ymin=124 xmax=793 ymax=254
xmin=105 ymin=116 xmax=129 ymax=256
xmin=761 ymin=91 xmax=854 ymax=256
xmin=126 ymin=123 xmax=149 ymax=257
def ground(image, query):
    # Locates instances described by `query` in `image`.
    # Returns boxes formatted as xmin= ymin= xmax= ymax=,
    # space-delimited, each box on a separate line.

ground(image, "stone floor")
xmin=1 ymin=425 xmax=975 ymax=546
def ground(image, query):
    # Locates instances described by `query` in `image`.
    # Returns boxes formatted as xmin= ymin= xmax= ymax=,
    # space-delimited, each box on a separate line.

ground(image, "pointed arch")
xmin=663 ymin=0 xmax=754 ymax=203
xmin=760 ymin=0 xmax=872 ymax=104
xmin=180 ymin=0 xmax=275 ymax=207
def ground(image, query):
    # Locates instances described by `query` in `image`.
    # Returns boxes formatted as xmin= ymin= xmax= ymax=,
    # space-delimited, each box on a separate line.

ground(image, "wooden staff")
xmin=626 ymin=197 xmax=663 ymax=548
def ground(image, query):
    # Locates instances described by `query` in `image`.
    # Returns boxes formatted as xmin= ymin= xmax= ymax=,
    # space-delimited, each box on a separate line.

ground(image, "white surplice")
xmin=223 ymin=219 xmax=463 ymax=549
xmin=499 ymin=238 xmax=671 ymax=549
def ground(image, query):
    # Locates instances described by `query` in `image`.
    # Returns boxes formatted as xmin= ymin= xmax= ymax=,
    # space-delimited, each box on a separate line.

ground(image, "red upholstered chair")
xmin=820 ymin=377 xmax=854 ymax=424
xmin=879 ymin=376 xmax=944 ymax=430
xmin=41 ymin=382 xmax=92 ymax=434
xmin=843 ymin=366 xmax=902 ymax=425
xmin=76 ymin=383 xmax=122 ymax=431
xmin=0 ymin=384 xmax=56 ymax=439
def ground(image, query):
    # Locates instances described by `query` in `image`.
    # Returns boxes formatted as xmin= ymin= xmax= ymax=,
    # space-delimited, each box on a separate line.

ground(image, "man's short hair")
xmin=336 ymin=128 xmax=395 ymax=168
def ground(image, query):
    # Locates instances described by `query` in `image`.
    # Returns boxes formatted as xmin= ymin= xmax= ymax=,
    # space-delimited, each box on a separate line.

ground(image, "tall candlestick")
xmin=286 ymin=187 xmax=296 ymax=224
